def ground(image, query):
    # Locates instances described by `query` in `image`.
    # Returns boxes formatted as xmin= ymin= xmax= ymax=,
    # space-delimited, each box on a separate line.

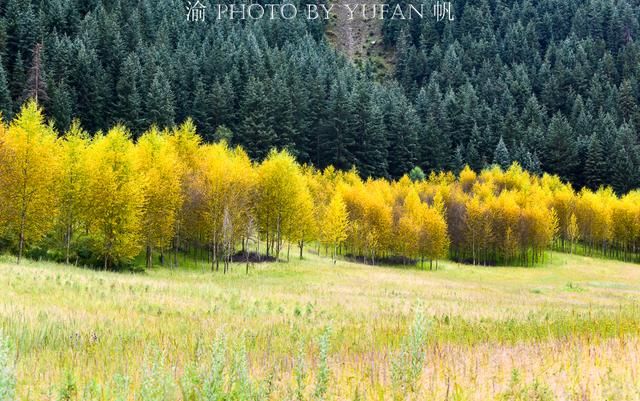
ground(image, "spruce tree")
xmin=386 ymin=92 xmax=419 ymax=178
xmin=191 ymin=78 xmax=214 ymax=140
xmin=611 ymin=145 xmax=634 ymax=194
xmin=115 ymin=53 xmax=144 ymax=134
xmin=361 ymin=99 xmax=389 ymax=178
xmin=466 ymin=124 xmax=483 ymax=171
xmin=0 ymin=58 xmax=13 ymax=120
xmin=238 ymin=77 xmax=275 ymax=161
xmin=583 ymin=133 xmax=606 ymax=190
xmin=493 ymin=136 xmax=511 ymax=169
xmin=23 ymin=43 xmax=48 ymax=104
xmin=318 ymin=80 xmax=356 ymax=170
xmin=146 ymin=67 xmax=175 ymax=129
xmin=49 ymin=80 xmax=73 ymax=132
xmin=544 ymin=113 xmax=579 ymax=182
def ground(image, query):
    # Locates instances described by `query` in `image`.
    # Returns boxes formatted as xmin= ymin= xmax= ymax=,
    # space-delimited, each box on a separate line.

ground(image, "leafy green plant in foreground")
xmin=0 ymin=332 xmax=16 ymax=401
xmin=499 ymin=369 xmax=555 ymax=401
xmin=391 ymin=306 xmax=428 ymax=399
xmin=313 ymin=327 xmax=332 ymax=401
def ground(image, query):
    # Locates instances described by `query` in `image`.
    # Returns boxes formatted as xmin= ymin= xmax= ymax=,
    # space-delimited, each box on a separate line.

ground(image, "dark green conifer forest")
xmin=0 ymin=0 xmax=639 ymax=191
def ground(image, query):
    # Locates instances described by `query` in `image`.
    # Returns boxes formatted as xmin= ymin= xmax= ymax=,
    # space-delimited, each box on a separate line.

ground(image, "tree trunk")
xmin=17 ymin=209 xmax=26 ymax=264
xmin=65 ymin=223 xmax=72 ymax=264
xmin=299 ymin=240 xmax=304 ymax=259
xmin=146 ymin=244 xmax=152 ymax=269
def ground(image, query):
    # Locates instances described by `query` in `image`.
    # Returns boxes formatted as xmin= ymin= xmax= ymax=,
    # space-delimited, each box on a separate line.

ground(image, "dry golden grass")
xmin=1 ymin=252 xmax=639 ymax=400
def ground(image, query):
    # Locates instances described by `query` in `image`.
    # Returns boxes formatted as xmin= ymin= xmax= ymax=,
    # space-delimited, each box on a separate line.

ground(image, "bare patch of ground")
xmin=325 ymin=0 xmax=394 ymax=71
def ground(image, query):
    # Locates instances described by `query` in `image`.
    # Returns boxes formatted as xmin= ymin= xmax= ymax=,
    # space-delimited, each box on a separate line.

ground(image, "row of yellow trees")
xmin=0 ymin=102 xmax=639 ymax=269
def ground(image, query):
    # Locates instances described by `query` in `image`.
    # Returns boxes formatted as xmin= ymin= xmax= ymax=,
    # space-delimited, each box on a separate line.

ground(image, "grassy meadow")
xmin=1 ymin=252 xmax=640 ymax=400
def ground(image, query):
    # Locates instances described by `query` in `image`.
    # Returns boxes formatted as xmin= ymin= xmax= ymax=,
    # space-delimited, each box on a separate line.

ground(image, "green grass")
xmin=1 ymin=252 xmax=640 ymax=400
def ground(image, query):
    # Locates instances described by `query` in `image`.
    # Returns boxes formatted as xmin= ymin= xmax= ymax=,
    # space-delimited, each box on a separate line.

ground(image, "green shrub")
xmin=391 ymin=306 xmax=428 ymax=398
xmin=57 ymin=370 xmax=77 ymax=401
xmin=313 ymin=327 xmax=331 ymax=401
xmin=137 ymin=350 xmax=176 ymax=401
xmin=499 ymin=369 xmax=555 ymax=401
xmin=203 ymin=333 xmax=226 ymax=400
xmin=0 ymin=332 xmax=16 ymax=401
xmin=294 ymin=339 xmax=307 ymax=401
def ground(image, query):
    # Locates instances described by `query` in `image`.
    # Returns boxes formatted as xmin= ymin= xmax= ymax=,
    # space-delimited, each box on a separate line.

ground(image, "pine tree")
xmin=453 ymin=145 xmax=465 ymax=175
xmin=10 ymin=53 xmax=26 ymax=109
xmin=409 ymin=167 xmax=426 ymax=182
xmin=318 ymin=80 xmax=356 ymax=170
xmin=72 ymin=41 xmax=107 ymax=133
xmin=417 ymin=81 xmax=452 ymax=172
xmin=466 ymin=124 xmax=483 ymax=171
xmin=238 ymin=77 xmax=275 ymax=161
xmin=23 ymin=43 xmax=48 ymax=104
xmin=611 ymin=145 xmax=634 ymax=195
xmin=0 ymin=59 xmax=12 ymax=120
xmin=49 ymin=80 xmax=73 ymax=132
xmin=584 ymin=133 xmax=606 ymax=190
xmin=115 ymin=53 xmax=144 ymax=134
xmin=270 ymin=73 xmax=298 ymax=152
xmin=544 ymin=113 xmax=578 ymax=182
xmin=146 ymin=67 xmax=175 ymax=129
xmin=210 ymin=77 xmax=236 ymax=133
xmin=493 ymin=136 xmax=511 ymax=169
xmin=357 ymin=98 xmax=388 ymax=178
xmin=191 ymin=78 xmax=214 ymax=141
xmin=386 ymin=90 xmax=419 ymax=178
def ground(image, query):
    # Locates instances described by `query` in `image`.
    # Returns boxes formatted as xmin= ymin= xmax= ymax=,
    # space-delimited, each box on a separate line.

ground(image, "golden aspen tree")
xmin=290 ymin=180 xmax=317 ymax=260
xmin=567 ymin=212 xmax=580 ymax=254
xmin=442 ymin=187 xmax=468 ymax=262
xmin=420 ymin=205 xmax=449 ymax=269
xmin=548 ymin=182 xmax=576 ymax=252
xmin=362 ymin=184 xmax=393 ymax=264
xmin=465 ymin=196 xmax=485 ymax=265
xmin=193 ymin=142 xmax=254 ymax=272
xmin=322 ymin=192 xmax=349 ymax=261
xmin=339 ymin=180 xmax=366 ymax=257
xmin=85 ymin=126 xmax=142 ymax=270
xmin=341 ymin=179 xmax=392 ymax=264
xmin=0 ymin=101 xmax=60 ymax=263
xmin=57 ymin=120 xmax=89 ymax=264
xmin=459 ymin=165 xmax=477 ymax=193
xmin=613 ymin=192 xmax=640 ymax=261
xmin=255 ymin=149 xmax=303 ymax=260
xmin=398 ymin=189 xmax=422 ymax=263
xmin=135 ymin=127 xmax=184 ymax=268
xmin=575 ymin=188 xmax=613 ymax=256
xmin=167 ymin=120 xmax=201 ymax=267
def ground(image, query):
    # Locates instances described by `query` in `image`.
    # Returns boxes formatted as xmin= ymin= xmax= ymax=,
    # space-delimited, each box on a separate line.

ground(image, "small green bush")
xmin=0 ymin=332 xmax=16 ymax=401
xmin=391 ymin=306 xmax=428 ymax=399
xmin=499 ymin=369 xmax=555 ymax=401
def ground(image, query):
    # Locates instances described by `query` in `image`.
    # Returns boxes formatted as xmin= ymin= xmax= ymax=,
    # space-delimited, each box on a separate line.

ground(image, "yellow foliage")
xmin=84 ymin=126 xmax=142 ymax=269
xmin=0 ymin=101 xmax=60 ymax=263
xmin=255 ymin=149 xmax=304 ymax=260
xmin=135 ymin=127 xmax=184 ymax=267
xmin=57 ymin=120 xmax=90 ymax=263
xmin=322 ymin=192 xmax=349 ymax=260
xmin=0 ymin=105 xmax=637 ymax=269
